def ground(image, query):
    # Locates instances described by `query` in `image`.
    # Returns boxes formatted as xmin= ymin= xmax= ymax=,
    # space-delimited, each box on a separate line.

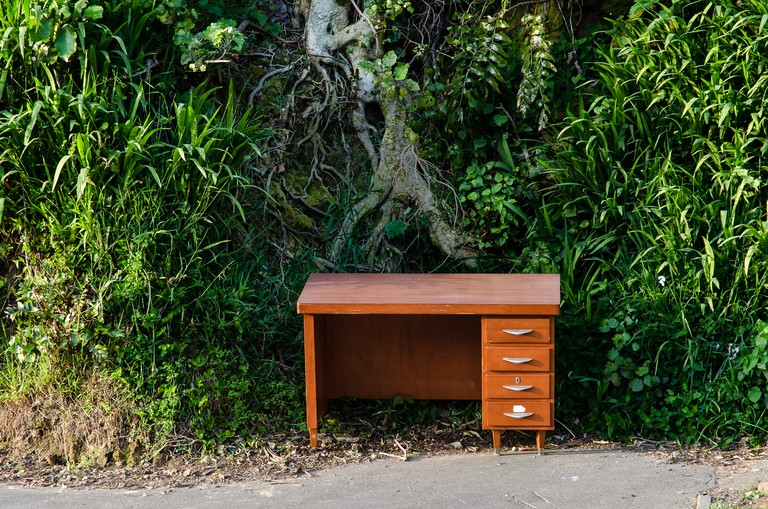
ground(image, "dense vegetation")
xmin=540 ymin=0 xmax=768 ymax=445
xmin=1 ymin=0 xmax=767 ymax=464
xmin=0 ymin=0 xmax=305 ymax=457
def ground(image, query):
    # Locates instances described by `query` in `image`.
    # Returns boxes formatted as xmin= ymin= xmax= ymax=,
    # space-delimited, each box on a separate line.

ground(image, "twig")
xmin=378 ymin=438 xmax=408 ymax=461
xmin=249 ymin=64 xmax=294 ymax=106
xmin=555 ymin=418 xmax=577 ymax=439
xmin=131 ymin=57 xmax=160 ymax=79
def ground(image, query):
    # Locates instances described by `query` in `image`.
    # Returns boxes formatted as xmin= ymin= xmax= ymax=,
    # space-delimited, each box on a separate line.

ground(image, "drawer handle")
xmin=502 ymin=357 xmax=533 ymax=364
xmin=503 ymin=385 xmax=533 ymax=391
xmin=503 ymin=329 xmax=534 ymax=336
xmin=503 ymin=412 xmax=534 ymax=419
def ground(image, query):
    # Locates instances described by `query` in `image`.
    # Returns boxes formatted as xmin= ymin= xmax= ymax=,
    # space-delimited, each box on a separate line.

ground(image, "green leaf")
xmin=54 ymin=25 xmax=77 ymax=61
xmin=498 ymin=136 xmax=515 ymax=168
xmin=253 ymin=10 xmax=268 ymax=26
xmin=18 ymin=26 xmax=26 ymax=59
xmin=358 ymin=60 xmax=375 ymax=73
xmin=84 ymin=5 xmax=104 ymax=20
xmin=52 ymin=154 xmax=73 ymax=191
xmin=403 ymin=79 xmax=419 ymax=92
xmin=493 ymin=114 xmax=508 ymax=126
xmin=76 ymin=165 xmax=88 ymax=200
xmin=381 ymin=51 xmax=397 ymax=69
xmin=24 ymin=100 xmax=42 ymax=146
xmin=40 ymin=18 xmax=56 ymax=42
xmin=748 ymin=387 xmax=761 ymax=403
xmin=384 ymin=220 xmax=408 ymax=239
xmin=630 ymin=378 xmax=644 ymax=392
xmin=394 ymin=63 xmax=408 ymax=81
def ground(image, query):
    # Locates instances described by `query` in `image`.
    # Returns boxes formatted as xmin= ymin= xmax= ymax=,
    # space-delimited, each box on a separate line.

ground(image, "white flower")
xmin=657 ymin=275 xmax=666 ymax=287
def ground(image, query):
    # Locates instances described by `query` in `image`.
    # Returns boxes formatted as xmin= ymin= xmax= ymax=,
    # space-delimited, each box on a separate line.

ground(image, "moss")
xmin=282 ymin=169 xmax=334 ymax=210
xmin=267 ymin=178 xmax=316 ymax=232
xmin=306 ymin=183 xmax=334 ymax=209
xmin=284 ymin=206 xmax=315 ymax=231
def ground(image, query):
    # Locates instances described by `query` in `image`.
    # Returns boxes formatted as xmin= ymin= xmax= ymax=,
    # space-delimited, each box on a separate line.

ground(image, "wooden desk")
xmin=297 ymin=273 xmax=560 ymax=453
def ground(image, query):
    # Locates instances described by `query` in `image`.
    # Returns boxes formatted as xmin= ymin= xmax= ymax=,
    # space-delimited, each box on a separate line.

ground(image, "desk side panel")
xmin=323 ymin=315 xmax=481 ymax=400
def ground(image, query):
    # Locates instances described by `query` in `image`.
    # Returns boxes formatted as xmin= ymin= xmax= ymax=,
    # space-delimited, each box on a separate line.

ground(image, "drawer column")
xmin=481 ymin=316 xmax=555 ymax=455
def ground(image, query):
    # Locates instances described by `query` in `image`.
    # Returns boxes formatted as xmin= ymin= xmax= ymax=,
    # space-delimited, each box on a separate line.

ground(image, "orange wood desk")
xmin=297 ymin=273 xmax=560 ymax=453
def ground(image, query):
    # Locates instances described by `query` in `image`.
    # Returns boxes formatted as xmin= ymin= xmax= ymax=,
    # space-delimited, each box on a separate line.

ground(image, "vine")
xmin=516 ymin=13 xmax=556 ymax=132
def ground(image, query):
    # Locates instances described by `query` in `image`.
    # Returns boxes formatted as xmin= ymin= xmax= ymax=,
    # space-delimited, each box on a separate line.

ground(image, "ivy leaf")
xmin=748 ymin=387 xmax=762 ymax=403
xmin=54 ymin=25 xmax=77 ymax=61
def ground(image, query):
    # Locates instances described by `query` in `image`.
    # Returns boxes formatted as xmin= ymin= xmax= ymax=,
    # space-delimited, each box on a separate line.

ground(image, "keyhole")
xmin=516 ymin=376 xmax=521 ymax=384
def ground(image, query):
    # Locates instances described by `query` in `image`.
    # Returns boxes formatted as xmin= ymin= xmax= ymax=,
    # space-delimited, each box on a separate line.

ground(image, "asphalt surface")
xmin=0 ymin=448 xmax=737 ymax=509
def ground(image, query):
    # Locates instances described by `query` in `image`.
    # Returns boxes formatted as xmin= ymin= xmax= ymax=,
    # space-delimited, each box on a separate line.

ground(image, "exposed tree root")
xmin=298 ymin=0 xmax=476 ymax=269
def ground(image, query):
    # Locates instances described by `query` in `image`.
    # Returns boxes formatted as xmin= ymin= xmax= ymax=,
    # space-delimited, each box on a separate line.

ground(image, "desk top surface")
xmin=296 ymin=273 xmax=560 ymax=315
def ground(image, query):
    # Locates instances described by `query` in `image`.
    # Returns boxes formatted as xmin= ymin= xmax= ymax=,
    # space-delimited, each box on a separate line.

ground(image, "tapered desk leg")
xmin=304 ymin=314 xmax=326 ymax=448
xmin=492 ymin=430 xmax=501 ymax=455
xmin=536 ymin=430 xmax=546 ymax=454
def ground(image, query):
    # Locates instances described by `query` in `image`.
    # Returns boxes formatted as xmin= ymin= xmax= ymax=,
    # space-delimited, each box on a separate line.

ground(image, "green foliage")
xmin=427 ymin=7 xmax=515 ymax=161
xmin=368 ymin=0 xmax=414 ymax=24
xmin=458 ymin=137 xmax=528 ymax=249
xmin=174 ymin=18 xmax=244 ymax=71
xmin=358 ymin=50 xmax=420 ymax=101
xmin=516 ymin=14 xmax=556 ymax=131
xmin=533 ymin=0 xmax=768 ymax=444
xmin=415 ymin=4 xmax=565 ymax=258
xmin=0 ymin=0 xmax=305 ymax=449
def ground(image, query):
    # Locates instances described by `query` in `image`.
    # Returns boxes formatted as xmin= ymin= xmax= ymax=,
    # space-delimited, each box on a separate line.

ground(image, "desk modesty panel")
xmin=297 ymin=273 xmax=560 ymax=453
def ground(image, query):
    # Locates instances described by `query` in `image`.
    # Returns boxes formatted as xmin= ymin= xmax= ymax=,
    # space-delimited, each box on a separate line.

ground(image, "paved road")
xmin=0 ymin=449 xmax=723 ymax=508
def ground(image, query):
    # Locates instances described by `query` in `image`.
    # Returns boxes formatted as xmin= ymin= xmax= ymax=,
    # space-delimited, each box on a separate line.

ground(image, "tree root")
xmin=293 ymin=0 xmax=476 ymax=269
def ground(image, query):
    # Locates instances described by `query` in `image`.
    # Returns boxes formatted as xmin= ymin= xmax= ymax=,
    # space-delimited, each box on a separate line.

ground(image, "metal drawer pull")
xmin=504 ymin=412 xmax=534 ymax=419
xmin=503 ymin=385 xmax=533 ymax=391
xmin=502 ymin=357 xmax=533 ymax=364
xmin=503 ymin=329 xmax=534 ymax=336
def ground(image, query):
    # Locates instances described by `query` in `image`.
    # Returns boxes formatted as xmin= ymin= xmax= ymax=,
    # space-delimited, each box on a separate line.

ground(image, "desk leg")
xmin=492 ymin=430 xmax=501 ymax=455
xmin=304 ymin=314 xmax=326 ymax=447
xmin=536 ymin=430 xmax=546 ymax=454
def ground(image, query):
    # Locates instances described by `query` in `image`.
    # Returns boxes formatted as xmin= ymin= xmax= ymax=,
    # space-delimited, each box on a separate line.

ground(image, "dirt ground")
xmin=1 ymin=428 xmax=766 ymax=508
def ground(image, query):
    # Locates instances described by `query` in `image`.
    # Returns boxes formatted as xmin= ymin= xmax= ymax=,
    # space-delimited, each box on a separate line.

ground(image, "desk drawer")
xmin=485 ymin=401 xmax=552 ymax=427
xmin=485 ymin=346 xmax=551 ymax=372
xmin=484 ymin=317 xmax=551 ymax=343
xmin=485 ymin=373 xmax=551 ymax=399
